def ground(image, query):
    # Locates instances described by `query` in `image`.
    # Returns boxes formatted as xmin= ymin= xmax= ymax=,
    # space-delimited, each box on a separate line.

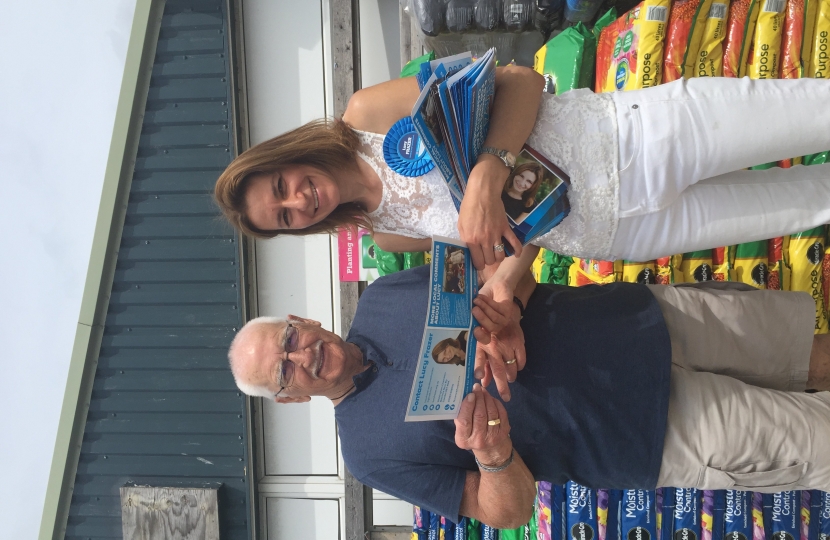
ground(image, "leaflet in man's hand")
xmin=405 ymin=237 xmax=478 ymax=422
xmin=411 ymin=49 xmax=571 ymax=250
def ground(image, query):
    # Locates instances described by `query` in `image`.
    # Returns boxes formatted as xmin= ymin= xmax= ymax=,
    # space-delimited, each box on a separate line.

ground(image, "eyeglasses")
xmin=275 ymin=323 xmax=300 ymax=398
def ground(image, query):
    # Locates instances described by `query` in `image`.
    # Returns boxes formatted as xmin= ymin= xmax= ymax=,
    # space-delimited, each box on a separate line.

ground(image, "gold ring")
xmin=487 ymin=418 xmax=501 ymax=426
xmin=505 ymin=358 xmax=517 ymax=365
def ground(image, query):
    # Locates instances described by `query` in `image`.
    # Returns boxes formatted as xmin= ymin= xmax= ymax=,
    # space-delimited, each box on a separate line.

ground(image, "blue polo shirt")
xmin=335 ymin=266 xmax=671 ymax=522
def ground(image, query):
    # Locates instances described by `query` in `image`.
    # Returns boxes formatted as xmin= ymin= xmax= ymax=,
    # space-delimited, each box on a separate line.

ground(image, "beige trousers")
xmin=646 ymin=283 xmax=830 ymax=492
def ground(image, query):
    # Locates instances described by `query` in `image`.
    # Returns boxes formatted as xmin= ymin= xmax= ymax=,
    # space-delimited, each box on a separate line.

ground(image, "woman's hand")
xmin=455 ymin=383 xmax=513 ymax=467
xmin=473 ymin=277 xmax=517 ymax=338
xmin=473 ymin=318 xmax=526 ymax=401
xmin=459 ymin=158 xmax=523 ymax=270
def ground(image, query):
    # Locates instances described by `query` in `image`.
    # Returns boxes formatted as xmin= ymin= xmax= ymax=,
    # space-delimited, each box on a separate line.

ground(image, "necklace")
xmin=331 ymin=384 xmax=356 ymax=402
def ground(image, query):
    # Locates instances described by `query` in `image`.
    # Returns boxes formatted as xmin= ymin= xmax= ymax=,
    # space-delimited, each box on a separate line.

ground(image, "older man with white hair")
xmin=228 ymin=265 xmax=830 ymax=530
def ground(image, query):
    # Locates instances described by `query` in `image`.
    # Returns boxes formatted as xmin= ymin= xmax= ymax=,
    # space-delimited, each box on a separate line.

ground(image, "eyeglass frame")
xmin=274 ymin=322 xmax=299 ymax=398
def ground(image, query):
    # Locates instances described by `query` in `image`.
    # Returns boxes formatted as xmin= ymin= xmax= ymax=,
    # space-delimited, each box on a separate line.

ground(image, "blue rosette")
xmin=382 ymin=117 xmax=434 ymax=177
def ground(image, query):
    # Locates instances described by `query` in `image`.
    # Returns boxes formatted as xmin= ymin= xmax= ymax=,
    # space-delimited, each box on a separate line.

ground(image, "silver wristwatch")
xmin=479 ymin=146 xmax=516 ymax=170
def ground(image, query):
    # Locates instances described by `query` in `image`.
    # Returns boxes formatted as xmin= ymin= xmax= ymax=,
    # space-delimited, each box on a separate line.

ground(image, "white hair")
xmin=228 ymin=316 xmax=288 ymax=398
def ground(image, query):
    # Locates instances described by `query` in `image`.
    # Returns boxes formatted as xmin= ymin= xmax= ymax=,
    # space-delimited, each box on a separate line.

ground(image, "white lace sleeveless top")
xmin=358 ymin=88 xmax=620 ymax=259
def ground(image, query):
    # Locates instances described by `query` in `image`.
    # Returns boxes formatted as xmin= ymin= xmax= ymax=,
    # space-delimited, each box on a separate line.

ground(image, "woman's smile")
xmin=243 ymin=165 xmax=339 ymax=231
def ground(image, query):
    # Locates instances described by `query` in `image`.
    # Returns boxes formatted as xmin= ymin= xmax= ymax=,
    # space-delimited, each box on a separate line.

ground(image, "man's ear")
xmin=275 ymin=395 xmax=311 ymax=404
xmin=286 ymin=314 xmax=322 ymax=327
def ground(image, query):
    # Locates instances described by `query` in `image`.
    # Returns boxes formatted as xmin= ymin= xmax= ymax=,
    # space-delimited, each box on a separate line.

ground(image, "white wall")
xmin=0 ymin=1 xmax=136 ymax=537
xmin=359 ymin=0 xmax=402 ymax=86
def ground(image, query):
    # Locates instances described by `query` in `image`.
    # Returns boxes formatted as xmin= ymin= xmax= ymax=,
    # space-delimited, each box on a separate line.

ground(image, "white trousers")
xmin=608 ymin=77 xmax=830 ymax=261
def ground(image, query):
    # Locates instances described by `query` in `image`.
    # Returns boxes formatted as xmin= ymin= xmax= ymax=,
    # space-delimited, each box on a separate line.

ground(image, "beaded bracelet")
xmin=474 ymin=448 xmax=515 ymax=473
xmin=512 ymin=296 xmax=525 ymax=319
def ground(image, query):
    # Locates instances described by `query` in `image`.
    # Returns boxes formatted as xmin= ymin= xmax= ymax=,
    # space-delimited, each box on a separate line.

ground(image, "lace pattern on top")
xmin=356 ymin=129 xmax=460 ymax=240
xmin=528 ymin=89 xmax=620 ymax=260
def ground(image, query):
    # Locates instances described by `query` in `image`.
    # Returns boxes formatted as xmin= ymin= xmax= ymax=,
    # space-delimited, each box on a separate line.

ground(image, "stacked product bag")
xmin=786 ymin=227 xmax=829 ymax=332
xmin=622 ymin=489 xmax=659 ymax=540
xmin=534 ymin=21 xmax=599 ymax=94
xmin=762 ymin=492 xmax=801 ymax=540
xmin=567 ymin=482 xmax=599 ymax=540
xmin=405 ymin=0 xmax=557 ymax=66
xmin=412 ymin=490 xmax=830 ymax=540
xmin=663 ymin=0 xmax=716 ymax=81
xmin=596 ymin=0 xmax=671 ymax=92
xmin=694 ymin=0 xmax=731 ymax=77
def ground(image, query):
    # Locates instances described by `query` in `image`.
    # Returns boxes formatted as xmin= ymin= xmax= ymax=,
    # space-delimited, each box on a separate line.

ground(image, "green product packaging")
xmin=467 ymin=518 xmax=482 ymax=540
xmin=533 ymin=22 xmax=597 ymax=94
xmin=499 ymin=524 xmax=528 ymax=540
xmin=373 ymin=243 xmax=428 ymax=276
xmin=593 ymin=7 xmax=618 ymax=41
xmin=749 ymin=161 xmax=777 ymax=170
xmin=541 ymin=251 xmax=574 ymax=285
xmin=403 ymin=251 xmax=426 ymax=269
xmin=804 ymin=151 xmax=830 ymax=165
xmin=400 ymin=50 xmax=435 ymax=78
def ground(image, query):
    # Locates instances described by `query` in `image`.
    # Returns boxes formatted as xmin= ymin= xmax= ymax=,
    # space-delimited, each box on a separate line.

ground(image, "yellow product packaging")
xmin=746 ymin=0 xmax=787 ymax=79
xmin=806 ymin=0 xmax=830 ymax=77
xmin=712 ymin=246 xmax=732 ymax=281
xmin=604 ymin=0 xmax=672 ymax=91
xmin=767 ymin=237 xmax=785 ymax=290
xmin=723 ymin=0 xmax=761 ymax=76
xmin=532 ymin=249 xmax=546 ymax=282
xmin=663 ymin=0 xmax=715 ymax=81
xmin=655 ymin=256 xmax=674 ymax=284
xmin=823 ymin=227 xmax=830 ymax=316
xmin=695 ymin=0 xmax=731 ymax=76
xmin=786 ymin=226 xmax=829 ymax=333
xmin=568 ymin=258 xmax=618 ymax=286
xmin=679 ymin=250 xmax=716 ymax=282
xmin=621 ymin=260 xmax=658 ymax=284
xmin=732 ymin=241 xmax=769 ymax=288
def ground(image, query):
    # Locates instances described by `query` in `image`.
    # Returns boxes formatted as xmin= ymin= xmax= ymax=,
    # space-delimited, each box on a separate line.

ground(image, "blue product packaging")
xmin=456 ymin=517 xmax=468 ymax=540
xmin=481 ymin=523 xmax=499 ymax=540
xmin=605 ymin=490 xmax=623 ymax=540
xmin=808 ymin=492 xmax=821 ymax=540
xmin=623 ymin=490 xmax=658 ymax=540
xmin=553 ymin=484 xmax=567 ymax=540
xmin=674 ymin=489 xmax=701 ymax=540
xmin=764 ymin=492 xmax=801 ymax=540
xmin=567 ymin=482 xmax=599 ymax=540
xmin=709 ymin=490 xmax=726 ymax=540
xmin=441 ymin=516 xmax=456 ymax=539
xmin=662 ymin=489 xmax=677 ymax=540
xmin=414 ymin=506 xmax=431 ymax=540
xmin=818 ymin=491 xmax=830 ymax=540
xmin=429 ymin=511 xmax=442 ymax=540
xmin=600 ymin=490 xmax=622 ymax=540
xmin=563 ymin=0 xmax=603 ymax=22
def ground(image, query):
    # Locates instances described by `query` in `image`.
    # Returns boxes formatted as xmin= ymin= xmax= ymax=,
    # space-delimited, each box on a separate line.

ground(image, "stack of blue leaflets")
xmin=411 ymin=49 xmax=571 ymax=251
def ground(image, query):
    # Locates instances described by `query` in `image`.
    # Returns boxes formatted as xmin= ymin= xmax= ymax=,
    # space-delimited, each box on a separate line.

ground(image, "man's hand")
xmin=454 ymin=383 xmax=513 ymax=467
xmin=458 ymin=159 xmax=523 ymax=270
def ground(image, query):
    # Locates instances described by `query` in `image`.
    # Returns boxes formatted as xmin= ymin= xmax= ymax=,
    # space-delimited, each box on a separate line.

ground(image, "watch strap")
xmin=480 ymin=146 xmax=516 ymax=169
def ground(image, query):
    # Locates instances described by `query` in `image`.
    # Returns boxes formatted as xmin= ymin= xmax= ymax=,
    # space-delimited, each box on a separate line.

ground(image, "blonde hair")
xmin=214 ymin=118 xmax=373 ymax=237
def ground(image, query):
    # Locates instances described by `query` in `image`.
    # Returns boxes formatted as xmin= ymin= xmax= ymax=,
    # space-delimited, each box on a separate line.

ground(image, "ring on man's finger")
xmin=505 ymin=358 xmax=517 ymax=365
xmin=487 ymin=418 xmax=501 ymax=426
xmin=493 ymin=243 xmax=505 ymax=253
